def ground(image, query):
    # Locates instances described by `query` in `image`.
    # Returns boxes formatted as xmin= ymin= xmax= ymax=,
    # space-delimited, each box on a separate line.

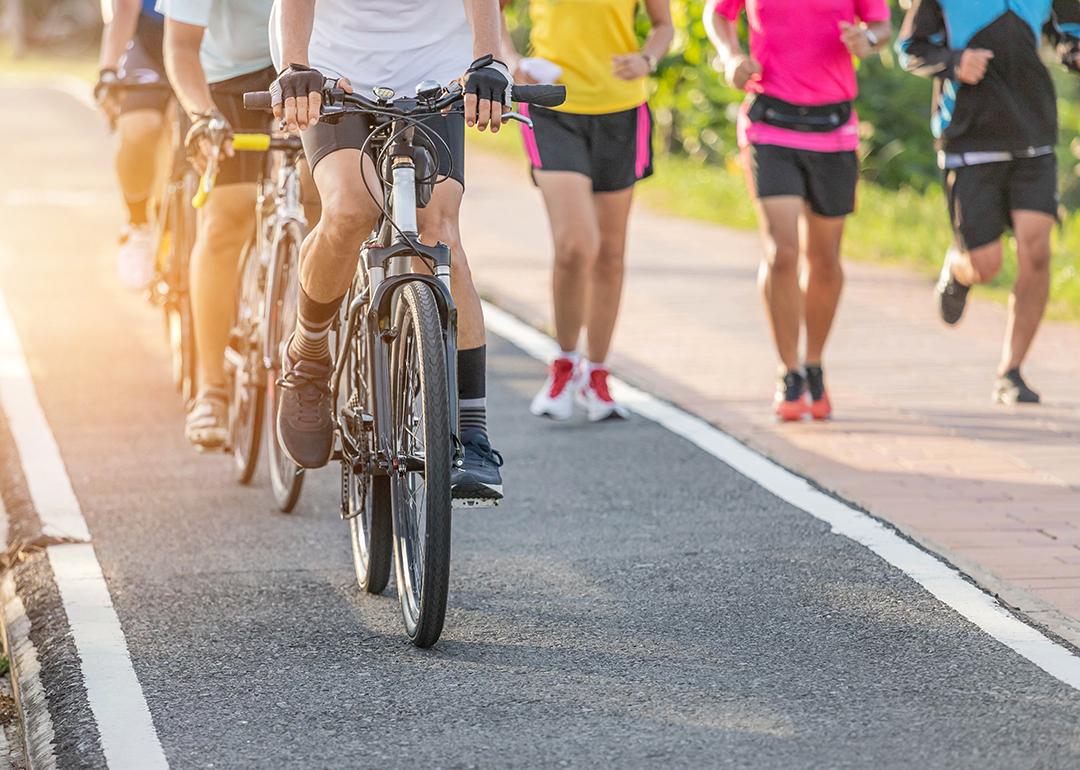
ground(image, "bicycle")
xmin=224 ymin=131 xmax=308 ymax=511
xmin=245 ymin=79 xmax=565 ymax=647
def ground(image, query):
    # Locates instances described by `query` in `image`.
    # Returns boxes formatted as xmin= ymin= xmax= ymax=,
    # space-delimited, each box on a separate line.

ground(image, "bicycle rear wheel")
xmin=162 ymin=173 xmax=198 ymax=404
xmin=389 ymin=281 xmax=452 ymax=648
xmin=228 ymin=241 xmax=264 ymax=484
xmin=341 ymin=303 xmax=393 ymax=594
xmin=265 ymin=223 xmax=305 ymax=512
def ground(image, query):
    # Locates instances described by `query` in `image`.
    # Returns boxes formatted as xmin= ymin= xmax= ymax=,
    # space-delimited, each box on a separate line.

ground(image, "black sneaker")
xmin=936 ymin=251 xmax=970 ymax=326
xmin=804 ymin=364 xmax=832 ymax=420
xmin=774 ymin=370 xmax=808 ymax=422
xmin=993 ymin=367 xmax=1041 ymax=405
xmin=451 ymin=428 xmax=504 ymax=504
xmin=276 ymin=341 xmax=335 ymax=468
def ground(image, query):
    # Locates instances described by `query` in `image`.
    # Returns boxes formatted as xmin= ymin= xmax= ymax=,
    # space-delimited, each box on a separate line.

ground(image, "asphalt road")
xmin=1 ymin=87 xmax=1080 ymax=769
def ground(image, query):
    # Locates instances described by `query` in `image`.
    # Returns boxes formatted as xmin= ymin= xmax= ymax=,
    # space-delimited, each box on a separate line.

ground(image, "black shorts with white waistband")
xmin=116 ymin=16 xmax=171 ymax=115
xmin=520 ymin=104 xmax=654 ymax=193
xmin=944 ymin=154 xmax=1058 ymax=251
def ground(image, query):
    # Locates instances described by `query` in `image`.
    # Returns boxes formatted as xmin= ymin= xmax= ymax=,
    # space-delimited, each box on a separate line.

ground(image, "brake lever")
xmin=501 ymin=112 xmax=533 ymax=129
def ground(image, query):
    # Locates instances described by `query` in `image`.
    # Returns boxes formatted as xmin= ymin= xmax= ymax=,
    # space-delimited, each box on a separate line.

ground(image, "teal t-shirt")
xmin=156 ymin=0 xmax=273 ymax=84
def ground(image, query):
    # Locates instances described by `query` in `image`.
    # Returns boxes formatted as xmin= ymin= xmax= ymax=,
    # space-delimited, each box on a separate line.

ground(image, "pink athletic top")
xmin=716 ymin=0 xmax=889 ymax=152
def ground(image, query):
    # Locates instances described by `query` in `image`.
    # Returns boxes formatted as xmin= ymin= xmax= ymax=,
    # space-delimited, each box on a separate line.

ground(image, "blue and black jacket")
xmin=898 ymin=0 xmax=1080 ymax=154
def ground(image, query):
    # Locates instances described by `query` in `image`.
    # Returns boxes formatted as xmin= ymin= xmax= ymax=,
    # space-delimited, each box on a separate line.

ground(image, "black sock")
xmin=458 ymin=345 xmax=487 ymax=435
xmin=289 ymin=287 xmax=344 ymax=363
xmin=126 ymin=197 xmax=149 ymax=226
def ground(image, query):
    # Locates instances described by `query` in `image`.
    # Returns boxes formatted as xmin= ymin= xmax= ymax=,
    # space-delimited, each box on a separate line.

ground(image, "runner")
xmin=899 ymin=1 xmax=1080 ymax=405
xmin=94 ymin=0 xmax=172 ymax=291
xmin=268 ymin=0 xmax=511 ymax=501
xmin=705 ymin=0 xmax=890 ymax=421
xmin=158 ymin=0 xmax=275 ymax=449
xmin=501 ymin=0 xmax=674 ymax=422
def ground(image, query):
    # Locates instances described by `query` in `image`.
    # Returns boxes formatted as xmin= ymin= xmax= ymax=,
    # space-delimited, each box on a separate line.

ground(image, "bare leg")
xmin=534 ymin=171 xmax=600 ymax=354
xmin=1001 ymin=210 xmax=1053 ymax=374
xmin=754 ymin=196 xmax=803 ymax=372
xmin=114 ymin=108 xmax=166 ymax=222
xmin=586 ymin=187 xmax=634 ymax=363
xmin=417 ymin=181 xmax=485 ymax=349
xmin=950 ymin=241 xmax=1003 ymax=286
xmin=190 ymin=183 xmax=257 ymax=388
xmin=302 ymin=149 xmax=382 ymax=302
xmin=803 ymin=211 xmax=846 ymax=365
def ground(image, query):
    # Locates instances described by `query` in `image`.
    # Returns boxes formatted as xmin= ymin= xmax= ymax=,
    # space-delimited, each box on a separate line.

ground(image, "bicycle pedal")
xmin=452 ymin=497 xmax=501 ymax=509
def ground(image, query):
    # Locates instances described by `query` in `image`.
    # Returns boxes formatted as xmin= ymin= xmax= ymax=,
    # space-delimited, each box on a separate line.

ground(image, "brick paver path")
xmin=462 ymin=148 xmax=1080 ymax=646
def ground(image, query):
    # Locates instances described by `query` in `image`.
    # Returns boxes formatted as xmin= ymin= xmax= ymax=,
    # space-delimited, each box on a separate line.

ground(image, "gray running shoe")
xmin=276 ymin=340 xmax=335 ymax=468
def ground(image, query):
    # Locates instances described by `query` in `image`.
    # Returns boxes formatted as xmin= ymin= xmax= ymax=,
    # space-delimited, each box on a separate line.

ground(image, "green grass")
xmin=0 ymin=41 xmax=97 ymax=82
xmin=470 ymin=128 xmax=1080 ymax=322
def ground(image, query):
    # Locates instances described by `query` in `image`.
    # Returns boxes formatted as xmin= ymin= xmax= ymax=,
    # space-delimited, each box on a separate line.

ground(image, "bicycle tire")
xmin=265 ymin=223 xmax=305 ymax=512
xmin=228 ymin=241 xmax=264 ymax=485
xmin=341 ymin=294 xmax=393 ymax=595
xmin=161 ymin=175 xmax=198 ymax=404
xmin=389 ymin=281 xmax=452 ymax=648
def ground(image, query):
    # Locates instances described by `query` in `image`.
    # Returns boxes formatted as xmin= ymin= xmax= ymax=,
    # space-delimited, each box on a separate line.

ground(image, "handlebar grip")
xmin=243 ymin=91 xmax=273 ymax=111
xmin=191 ymin=183 xmax=210 ymax=210
xmin=510 ymin=85 xmax=567 ymax=108
xmin=231 ymin=133 xmax=272 ymax=152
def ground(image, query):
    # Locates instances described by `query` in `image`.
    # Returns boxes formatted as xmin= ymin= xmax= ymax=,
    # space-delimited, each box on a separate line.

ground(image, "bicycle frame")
xmin=330 ymin=114 xmax=459 ymax=481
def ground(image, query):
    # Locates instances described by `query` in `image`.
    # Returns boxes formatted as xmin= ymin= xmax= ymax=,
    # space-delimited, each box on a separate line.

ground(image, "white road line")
xmin=481 ymin=300 xmax=1080 ymax=692
xmin=0 ymin=290 xmax=168 ymax=767
xmin=0 ymin=292 xmax=90 ymax=543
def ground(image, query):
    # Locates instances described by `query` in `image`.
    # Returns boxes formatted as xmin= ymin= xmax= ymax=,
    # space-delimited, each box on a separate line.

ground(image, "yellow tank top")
xmin=529 ymin=0 xmax=648 ymax=115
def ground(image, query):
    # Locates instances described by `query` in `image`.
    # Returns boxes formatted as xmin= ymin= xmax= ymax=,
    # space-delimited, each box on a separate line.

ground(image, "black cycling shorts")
xmin=745 ymin=143 xmax=858 ymax=218
xmin=521 ymin=103 xmax=654 ymax=193
xmin=116 ymin=16 xmax=171 ymax=115
xmin=209 ymin=67 xmax=276 ymax=186
xmin=301 ymin=111 xmax=466 ymax=189
xmin=945 ymin=154 xmax=1059 ymax=251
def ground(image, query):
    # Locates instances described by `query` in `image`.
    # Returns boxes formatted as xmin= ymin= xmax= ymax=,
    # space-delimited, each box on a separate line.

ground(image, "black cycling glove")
xmin=270 ymin=63 xmax=326 ymax=109
xmin=463 ymin=54 xmax=513 ymax=110
xmin=185 ymin=109 xmax=231 ymax=161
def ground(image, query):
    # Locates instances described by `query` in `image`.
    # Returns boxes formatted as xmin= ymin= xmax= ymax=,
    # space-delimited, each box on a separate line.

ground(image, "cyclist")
xmin=899 ymin=1 xmax=1080 ymax=405
xmin=501 ymin=0 xmax=674 ymax=423
xmin=705 ymin=0 xmax=890 ymax=422
xmin=95 ymin=0 xmax=172 ymax=290
xmin=158 ymin=0 xmax=275 ymax=449
xmin=268 ymin=0 xmax=511 ymax=501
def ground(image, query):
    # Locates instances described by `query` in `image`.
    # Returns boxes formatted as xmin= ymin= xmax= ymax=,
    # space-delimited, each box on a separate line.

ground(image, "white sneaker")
xmin=117 ymin=223 xmax=156 ymax=291
xmin=529 ymin=356 xmax=579 ymax=420
xmin=576 ymin=365 xmax=630 ymax=422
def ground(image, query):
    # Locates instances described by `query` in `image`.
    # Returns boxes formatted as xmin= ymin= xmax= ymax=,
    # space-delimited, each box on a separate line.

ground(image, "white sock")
xmin=557 ymin=350 xmax=580 ymax=365
xmin=585 ymin=360 xmax=606 ymax=373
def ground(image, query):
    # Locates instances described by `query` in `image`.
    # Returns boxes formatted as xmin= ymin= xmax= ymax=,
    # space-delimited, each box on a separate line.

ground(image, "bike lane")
xmin=0 ymin=86 xmax=1079 ymax=767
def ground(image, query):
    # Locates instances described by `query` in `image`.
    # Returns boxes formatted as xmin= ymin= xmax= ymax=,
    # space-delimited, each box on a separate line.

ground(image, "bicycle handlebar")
xmin=242 ymin=83 xmax=566 ymax=113
xmin=191 ymin=132 xmax=290 ymax=209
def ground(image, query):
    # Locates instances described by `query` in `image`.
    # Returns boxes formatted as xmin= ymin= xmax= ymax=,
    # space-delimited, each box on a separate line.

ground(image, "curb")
xmin=2 ymin=567 xmax=54 ymax=769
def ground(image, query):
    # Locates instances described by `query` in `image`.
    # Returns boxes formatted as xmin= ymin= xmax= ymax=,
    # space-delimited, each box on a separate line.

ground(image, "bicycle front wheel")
xmin=389 ymin=281 xmax=452 ymax=648
xmin=265 ymin=223 xmax=305 ymax=512
xmin=228 ymin=241 xmax=264 ymax=484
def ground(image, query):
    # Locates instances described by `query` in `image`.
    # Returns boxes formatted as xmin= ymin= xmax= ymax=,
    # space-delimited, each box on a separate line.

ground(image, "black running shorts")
xmin=745 ymin=143 xmax=858 ymax=218
xmin=209 ymin=67 xmax=276 ymax=186
xmin=301 ymin=111 xmax=466 ymax=189
xmin=944 ymin=154 xmax=1059 ymax=251
xmin=520 ymin=103 xmax=654 ymax=193
xmin=116 ymin=17 xmax=171 ymax=115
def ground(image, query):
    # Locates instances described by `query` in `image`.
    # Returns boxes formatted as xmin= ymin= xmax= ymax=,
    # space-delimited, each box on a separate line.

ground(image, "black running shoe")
xmin=993 ymin=367 xmax=1041 ymax=405
xmin=936 ymin=253 xmax=970 ymax=326
xmin=804 ymin=364 xmax=832 ymax=420
xmin=451 ymin=428 xmax=504 ymax=503
xmin=774 ymin=370 xmax=808 ymax=422
xmin=276 ymin=341 xmax=335 ymax=468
